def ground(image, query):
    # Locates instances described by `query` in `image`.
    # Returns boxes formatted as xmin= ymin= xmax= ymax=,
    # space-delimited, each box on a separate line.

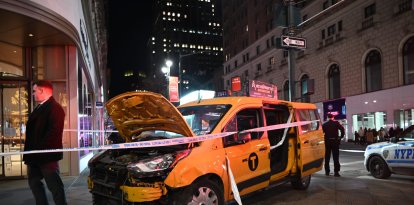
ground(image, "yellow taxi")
xmin=88 ymin=91 xmax=325 ymax=204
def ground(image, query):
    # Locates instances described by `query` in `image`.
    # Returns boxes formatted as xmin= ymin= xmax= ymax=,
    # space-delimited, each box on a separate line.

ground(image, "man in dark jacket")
xmin=322 ymin=113 xmax=345 ymax=177
xmin=23 ymin=80 xmax=67 ymax=205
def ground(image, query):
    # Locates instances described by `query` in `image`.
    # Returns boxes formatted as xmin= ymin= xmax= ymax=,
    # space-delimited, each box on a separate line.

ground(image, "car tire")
xmin=291 ymin=174 xmax=311 ymax=190
xmin=172 ymin=178 xmax=225 ymax=205
xmin=369 ymin=155 xmax=391 ymax=179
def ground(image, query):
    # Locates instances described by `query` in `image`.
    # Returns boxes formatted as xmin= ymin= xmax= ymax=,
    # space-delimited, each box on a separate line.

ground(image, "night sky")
xmin=107 ymin=1 xmax=154 ymax=97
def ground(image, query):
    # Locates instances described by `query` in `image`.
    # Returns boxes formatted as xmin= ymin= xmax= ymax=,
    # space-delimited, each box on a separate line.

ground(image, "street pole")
xmin=287 ymin=0 xmax=297 ymax=102
xmin=162 ymin=60 xmax=173 ymax=101
xmin=178 ymin=54 xmax=182 ymax=100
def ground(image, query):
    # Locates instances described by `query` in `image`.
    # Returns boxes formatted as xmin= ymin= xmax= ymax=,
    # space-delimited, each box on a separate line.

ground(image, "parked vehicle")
xmin=88 ymin=91 xmax=325 ymax=204
xmin=364 ymin=125 xmax=414 ymax=179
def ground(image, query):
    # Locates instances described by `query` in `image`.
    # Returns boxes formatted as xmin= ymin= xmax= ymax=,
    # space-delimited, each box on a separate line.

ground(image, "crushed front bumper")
xmin=120 ymin=182 xmax=167 ymax=202
xmin=89 ymin=176 xmax=167 ymax=203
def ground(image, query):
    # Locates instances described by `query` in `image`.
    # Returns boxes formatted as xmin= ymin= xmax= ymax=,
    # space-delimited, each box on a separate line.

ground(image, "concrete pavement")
xmin=0 ymin=167 xmax=91 ymax=205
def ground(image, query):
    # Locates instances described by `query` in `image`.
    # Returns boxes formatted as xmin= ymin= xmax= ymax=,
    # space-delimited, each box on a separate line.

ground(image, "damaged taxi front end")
xmin=88 ymin=91 xmax=195 ymax=204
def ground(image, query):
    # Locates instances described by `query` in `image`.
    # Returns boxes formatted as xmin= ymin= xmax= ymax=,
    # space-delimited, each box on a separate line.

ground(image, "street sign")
xmin=281 ymin=35 xmax=306 ymax=49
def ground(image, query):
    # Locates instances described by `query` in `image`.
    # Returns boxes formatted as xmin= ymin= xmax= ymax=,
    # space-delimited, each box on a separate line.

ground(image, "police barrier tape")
xmin=0 ymin=120 xmax=316 ymax=157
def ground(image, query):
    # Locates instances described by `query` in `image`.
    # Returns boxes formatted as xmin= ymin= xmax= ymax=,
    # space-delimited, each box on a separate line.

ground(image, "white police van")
xmin=364 ymin=125 xmax=414 ymax=179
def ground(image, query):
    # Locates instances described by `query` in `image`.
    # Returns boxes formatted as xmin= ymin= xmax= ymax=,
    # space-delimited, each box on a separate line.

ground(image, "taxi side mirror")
xmin=238 ymin=132 xmax=252 ymax=143
xmin=390 ymin=137 xmax=397 ymax=143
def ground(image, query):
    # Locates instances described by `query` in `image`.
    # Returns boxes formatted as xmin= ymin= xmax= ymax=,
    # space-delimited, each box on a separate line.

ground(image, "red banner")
xmin=231 ymin=76 xmax=241 ymax=92
xmin=169 ymin=76 xmax=179 ymax=102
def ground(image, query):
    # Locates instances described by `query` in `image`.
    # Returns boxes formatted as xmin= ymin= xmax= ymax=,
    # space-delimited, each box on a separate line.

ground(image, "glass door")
xmin=0 ymin=82 xmax=29 ymax=178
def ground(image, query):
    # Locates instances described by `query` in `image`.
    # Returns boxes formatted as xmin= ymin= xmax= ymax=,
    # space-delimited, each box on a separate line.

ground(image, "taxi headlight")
xmin=128 ymin=154 xmax=174 ymax=172
xmin=127 ymin=149 xmax=190 ymax=175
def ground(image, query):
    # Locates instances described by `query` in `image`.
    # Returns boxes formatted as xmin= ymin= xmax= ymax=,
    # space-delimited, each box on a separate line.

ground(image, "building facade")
xmin=222 ymin=0 xmax=414 ymax=140
xmin=0 ymin=0 xmax=108 ymax=179
xmin=149 ymin=0 xmax=223 ymax=98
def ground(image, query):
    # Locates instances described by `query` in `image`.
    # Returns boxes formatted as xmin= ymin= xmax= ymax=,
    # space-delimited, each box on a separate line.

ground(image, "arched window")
xmin=403 ymin=36 xmax=414 ymax=85
xmin=283 ymin=81 xmax=289 ymax=101
xmin=365 ymin=50 xmax=382 ymax=92
xmin=300 ymin=74 xmax=310 ymax=103
xmin=328 ymin=64 xmax=340 ymax=99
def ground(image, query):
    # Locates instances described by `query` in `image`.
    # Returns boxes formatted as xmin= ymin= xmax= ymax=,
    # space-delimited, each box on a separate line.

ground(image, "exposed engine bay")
xmin=88 ymin=135 xmax=191 ymax=204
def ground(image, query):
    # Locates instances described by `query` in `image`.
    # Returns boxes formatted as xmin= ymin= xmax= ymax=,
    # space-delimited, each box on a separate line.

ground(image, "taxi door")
xmin=223 ymin=108 xmax=270 ymax=197
xmin=295 ymin=109 xmax=325 ymax=176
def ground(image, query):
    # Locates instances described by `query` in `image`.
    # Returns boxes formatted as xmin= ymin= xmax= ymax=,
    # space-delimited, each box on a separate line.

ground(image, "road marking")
xmin=340 ymin=149 xmax=365 ymax=153
xmin=340 ymin=160 xmax=364 ymax=166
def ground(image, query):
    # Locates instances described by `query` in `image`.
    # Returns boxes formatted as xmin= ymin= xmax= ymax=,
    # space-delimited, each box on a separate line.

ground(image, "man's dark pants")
xmin=28 ymin=161 xmax=67 ymax=205
xmin=324 ymin=139 xmax=340 ymax=174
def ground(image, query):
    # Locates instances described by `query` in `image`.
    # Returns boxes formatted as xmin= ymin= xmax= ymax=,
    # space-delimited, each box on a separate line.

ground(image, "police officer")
xmin=322 ymin=113 xmax=345 ymax=177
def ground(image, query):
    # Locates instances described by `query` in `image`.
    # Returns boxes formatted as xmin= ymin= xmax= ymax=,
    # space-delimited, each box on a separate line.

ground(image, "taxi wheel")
xmin=173 ymin=178 xmax=225 ymax=205
xmin=291 ymin=175 xmax=311 ymax=190
xmin=369 ymin=156 xmax=391 ymax=179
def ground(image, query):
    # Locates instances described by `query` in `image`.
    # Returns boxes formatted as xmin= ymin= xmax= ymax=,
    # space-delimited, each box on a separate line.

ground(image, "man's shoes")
xmin=325 ymin=172 xmax=330 ymax=176
xmin=334 ymin=172 xmax=341 ymax=177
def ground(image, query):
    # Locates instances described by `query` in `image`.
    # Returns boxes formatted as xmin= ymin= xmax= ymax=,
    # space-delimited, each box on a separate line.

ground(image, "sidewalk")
xmin=0 ymin=142 xmax=368 ymax=205
xmin=0 ymin=168 xmax=91 ymax=205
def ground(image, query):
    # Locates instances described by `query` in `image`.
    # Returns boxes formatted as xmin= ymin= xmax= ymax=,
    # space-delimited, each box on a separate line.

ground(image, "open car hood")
xmin=106 ymin=91 xmax=194 ymax=142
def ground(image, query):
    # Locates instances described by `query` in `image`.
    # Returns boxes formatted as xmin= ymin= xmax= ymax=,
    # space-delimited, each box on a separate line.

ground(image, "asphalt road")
xmin=236 ymin=151 xmax=414 ymax=205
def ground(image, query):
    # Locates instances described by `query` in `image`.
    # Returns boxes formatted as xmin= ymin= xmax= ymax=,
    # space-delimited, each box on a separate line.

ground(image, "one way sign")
xmin=281 ymin=36 xmax=306 ymax=49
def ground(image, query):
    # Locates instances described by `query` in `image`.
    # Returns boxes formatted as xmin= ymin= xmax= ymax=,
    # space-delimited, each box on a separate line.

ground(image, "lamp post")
xmin=161 ymin=60 xmax=173 ymax=99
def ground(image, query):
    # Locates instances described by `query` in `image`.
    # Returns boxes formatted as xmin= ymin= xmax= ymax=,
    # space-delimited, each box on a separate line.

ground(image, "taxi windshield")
xmin=178 ymin=104 xmax=231 ymax=136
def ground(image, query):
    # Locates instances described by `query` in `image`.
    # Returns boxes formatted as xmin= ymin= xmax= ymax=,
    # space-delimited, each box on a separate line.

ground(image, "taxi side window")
xmin=296 ymin=109 xmax=320 ymax=133
xmin=264 ymin=107 xmax=289 ymax=146
xmin=223 ymin=108 xmax=263 ymax=146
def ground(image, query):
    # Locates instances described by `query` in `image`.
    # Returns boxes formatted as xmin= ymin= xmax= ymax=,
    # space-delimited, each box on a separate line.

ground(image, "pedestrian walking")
xmin=358 ymin=127 xmax=365 ymax=145
xmin=322 ymin=113 xmax=345 ymax=177
xmin=23 ymin=80 xmax=67 ymax=205
xmin=354 ymin=131 xmax=360 ymax=145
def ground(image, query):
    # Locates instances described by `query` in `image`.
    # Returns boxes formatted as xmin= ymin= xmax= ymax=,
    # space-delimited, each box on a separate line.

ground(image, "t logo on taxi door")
xmin=248 ymin=152 xmax=259 ymax=171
